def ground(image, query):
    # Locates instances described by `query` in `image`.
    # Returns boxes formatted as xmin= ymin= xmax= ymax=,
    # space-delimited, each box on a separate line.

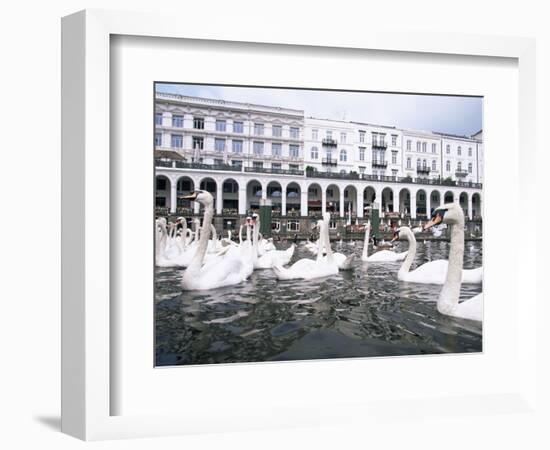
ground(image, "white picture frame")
xmin=61 ymin=9 xmax=538 ymax=441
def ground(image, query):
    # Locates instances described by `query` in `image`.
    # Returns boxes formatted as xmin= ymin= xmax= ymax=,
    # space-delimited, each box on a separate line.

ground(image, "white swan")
xmin=251 ymin=214 xmax=295 ymax=269
xmin=361 ymin=221 xmax=408 ymax=263
xmin=273 ymin=215 xmax=339 ymax=280
xmin=393 ymin=225 xmax=482 ymax=284
xmin=320 ymin=213 xmax=354 ymax=270
xmin=424 ymin=203 xmax=483 ymax=321
xmin=180 ymin=190 xmax=253 ymax=290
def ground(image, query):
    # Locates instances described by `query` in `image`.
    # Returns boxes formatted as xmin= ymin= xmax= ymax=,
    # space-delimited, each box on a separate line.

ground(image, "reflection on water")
xmin=155 ymin=239 xmax=483 ymax=366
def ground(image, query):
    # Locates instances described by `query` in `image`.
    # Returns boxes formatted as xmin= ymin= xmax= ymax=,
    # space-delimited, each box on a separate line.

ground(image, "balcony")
xmin=455 ymin=169 xmax=469 ymax=178
xmin=155 ymin=158 xmax=242 ymax=172
xmin=245 ymin=167 xmax=304 ymax=176
xmin=321 ymin=138 xmax=338 ymax=147
xmin=372 ymin=160 xmax=388 ymax=169
xmin=416 ymin=166 xmax=431 ymax=175
xmin=322 ymin=157 xmax=338 ymax=166
xmin=372 ymin=141 xmax=388 ymax=149
xmin=307 ymin=171 xmax=360 ymax=180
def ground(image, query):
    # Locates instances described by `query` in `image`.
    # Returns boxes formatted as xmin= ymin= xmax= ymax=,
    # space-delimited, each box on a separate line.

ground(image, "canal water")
xmin=155 ymin=239 xmax=483 ymax=366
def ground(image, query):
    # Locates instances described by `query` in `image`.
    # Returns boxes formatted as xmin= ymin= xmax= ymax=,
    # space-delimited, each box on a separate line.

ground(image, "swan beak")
xmin=424 ymin=214 xmax=442 ymax=230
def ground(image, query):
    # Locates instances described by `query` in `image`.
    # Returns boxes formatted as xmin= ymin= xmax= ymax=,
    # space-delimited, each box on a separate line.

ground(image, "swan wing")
xmin=452 ymin=293 xmax=483 ymax=321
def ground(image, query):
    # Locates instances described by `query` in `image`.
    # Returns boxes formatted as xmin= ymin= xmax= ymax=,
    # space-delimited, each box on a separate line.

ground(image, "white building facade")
xmin=155 ymin=93 xmax=483 ymax=222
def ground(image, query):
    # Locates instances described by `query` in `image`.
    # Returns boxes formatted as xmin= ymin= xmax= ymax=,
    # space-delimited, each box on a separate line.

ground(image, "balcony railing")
xmin=322 ymin=158 xmax=338 ymax=166
xmin=321 ymin=138 xmax=338 ymax=147
xmin=417 ymin=166 xmax=431 ymax=175
xmin=245 ymin=167 xmax=304 ymax=176
xmin=372 ymin=141 xmax=388 ymax=149
xmin=155 ymin=158 xmax=483 ymax=189
xmin=455 ymin=170 xmax=469 ymax=178
xmin=372 ymin=160 xmax=388 ymax=168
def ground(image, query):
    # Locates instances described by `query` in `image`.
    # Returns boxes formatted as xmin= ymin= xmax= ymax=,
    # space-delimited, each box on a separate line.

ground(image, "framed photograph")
xmin=62 ymin=9 xmax=538 ymax=441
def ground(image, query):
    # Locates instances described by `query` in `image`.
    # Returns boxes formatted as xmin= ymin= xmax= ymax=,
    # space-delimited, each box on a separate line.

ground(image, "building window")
xmin=288 ymin=220 xmax=300 ymax=232
xmin=290 ymin=127 xmax=299 ymax=139
xmin=312 ymin=129 xmax=318 ymax=140
xmin=214 ymin=138 xmax=225 ymax=152
xmin=232 ymin=140 xmax=243 ymax=153
xmin=214 ymin=158 xmax=223 ymax=166
xmin=231 ymin=160 xmax=242 ymax=168
xmin=193 ymin=117 xmax=204 ymax=129
xmin=171 ymin=134 xmax=183 ymax=148
xmin=272 ymin=125 xmax=282 ymax=137
xmin=422 ymin=159 xmax=427 ymax=168
xmin=253 ymin=161 xmax=264 ymax=169
xmin=253 ymin=141 xmax=264 ymax=155
xmin=392 ymin=169 xmax=398 ymax=177
xmin=155 ymin=133 xmax=162 ymax=146
xmin=289 ymin=164 xmax=299 ymax=171
xmin=340 ymin=149 xmax=347 ymax=162
xmin=468 ymin=162 xmax=473 ymax=173
xmin=457 ymin=161 xmax=462 ymax=171
xmin=416 ymin=141 xmax=421 ymax=152
xmin=340 ymin=132 xmax=346 ymax=143
xmin=192 ymin=136 xmax=203 ymax=150
xmin=358 ymin=166 xmax=365 ymax=174
xmin=359 ymin=147 xmax=365 ymax=161
xmin=406 ymin=157 xmax=412 ymax=169
xmin=407 ymin=140 xmax=411 ymax=151
xmin=422 ymin=142 xmax=427 ymax=152
xmin=359 ymin=130 xmax=365 ymax=143
xmin=446 ymin=160 xmax=451 ymax=171
xmin=155 ymin=112 xmax=163 ymax=125
xmin=311 ymin=146 xmax=319 ymax=159
xmin=326 ymin=130 xmax=332 ymax=139
xmin=446 ymin=144 xmax=451 ymax=154
xmin=172 ymin=115 xmax=184 ymax=127
xmin=215 ymin=119 xmax=226 ymax=132
xmin=391 ymin=151 xmax=397 ymax=164
xmin=468 ymin=147 xmax=473 ymax=157
xmin=272 ymin=163 xmax=282 ymax=170
xmin=272 ymin=143 xmax=282 ymax=156
xmin=457 ymin=146 xmax=462 ymax=156
xmin=392 ymin=134 xmax=397 ymax=146
xmin=233 ymin=121 xmax=243 ymax=133
xmin=254 ymin=123 xmax=264 ymax=135
xmin=432 ymin=159 xmax=437 ymax=171
xmin=432 ymin=143 xmax=437 ymax=153
xmin=289 ymin=144 xmax=300 ymax=158
xmin=416 ymin=158 xmax=421 ymax=169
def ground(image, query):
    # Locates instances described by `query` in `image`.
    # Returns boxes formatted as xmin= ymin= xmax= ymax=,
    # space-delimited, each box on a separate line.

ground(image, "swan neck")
xmin=438 ymin=218 xmax=464 ymax=313
xmin=238 ymin=225 xmax=243 ymax=244
xmin=188 ymin=203 xmax=213 ymax=272
xmin=323 ymin=220 xmax=333 ymax=262
xmin=181 ymin=220 xmax=187 ymax=248
xmin=362 ymin=224 xmax=371 ymax=259
xmin=399 ymin=228 xmax=416 ymax=276
xmin=210 ymin=224 xmax=217 ymax=242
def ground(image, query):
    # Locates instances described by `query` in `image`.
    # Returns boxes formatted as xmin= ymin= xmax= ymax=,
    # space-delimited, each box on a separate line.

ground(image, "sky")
xmin=156 ymin=83 xmax=482 ymax=137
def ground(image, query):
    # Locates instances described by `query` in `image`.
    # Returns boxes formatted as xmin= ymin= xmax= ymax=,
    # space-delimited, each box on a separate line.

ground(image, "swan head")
xmin=424 ymin=203 xmax=464 ymax=230
xmin=391 ymin=227 xmax=410 ymax=242
xmin=179 ymin=189 xmax=213 ymax=206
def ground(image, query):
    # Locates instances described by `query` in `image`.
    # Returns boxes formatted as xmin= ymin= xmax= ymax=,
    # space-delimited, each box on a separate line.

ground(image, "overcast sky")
xmin=156 ymin=83 xmax=482 ymax=137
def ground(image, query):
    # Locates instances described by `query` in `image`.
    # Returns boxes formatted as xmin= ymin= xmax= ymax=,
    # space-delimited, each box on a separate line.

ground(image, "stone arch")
xmin=307 ymin=182 xmax=323 ymax=216
xmin=155 ymin=175 xmax=171 ymax=211
xmin=381 ymin=186 xmax=395 ymax=214
xmin=459 ymin=191 xmax=469 ymax=218
xmin=246 ymin=179 xmax=264 ymax=213
xmin=472 ymin=192 xmax=482 ymax=219
xmin=398 ymin=187 xmax=411 ymax=216
xmin=286 ymin=181 xmax=302 ymax=216
xmin=416 ymin=188 xmax=428 ymax=217
xmin=221 ymin=177 xmax=239 ymax=214
xmin=326 ymin=183 xmax=341 ymax=216
xmin=343 ymin=184 xmax=358 ymax=218
xmin=175 ymin=175 xmax=195 ymax=211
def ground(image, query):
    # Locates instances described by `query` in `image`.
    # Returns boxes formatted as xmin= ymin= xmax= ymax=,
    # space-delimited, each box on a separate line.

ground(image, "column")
xmin=170 ymin=180 xmax=177 ymax=214
xmin=410 ymin=191 xmax=417 ymax=219
xmin=321 ymin=188 xmax=327 ymax=215
xmin=261 ymin=183 xmax=267 ymax=202
xmin=339 ymin=190 xmax=345 ymax=218
xmin=467 ymin=195 xmax=473 ymax=221
xmin=216 ymin=183 xmax=223 ymax=215
xmin=281 ymin=186 xmax=287 ymax=216
xmin=301 ymin=190 xmax=308 ymax=217
xmin=238 ymin=187 xmax=247 ymax=215
xmin=357 ymin=188 xmax=364 ymax=218
xmin=426 ymin=191 xmax=431 ymax=218
xmin=376 ymin=188 xmax=383 ymax=217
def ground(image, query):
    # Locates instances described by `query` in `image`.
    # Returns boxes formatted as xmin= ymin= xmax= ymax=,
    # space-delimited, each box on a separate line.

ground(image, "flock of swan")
xmin=156 ymin=190 xmax=483 ymax=322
